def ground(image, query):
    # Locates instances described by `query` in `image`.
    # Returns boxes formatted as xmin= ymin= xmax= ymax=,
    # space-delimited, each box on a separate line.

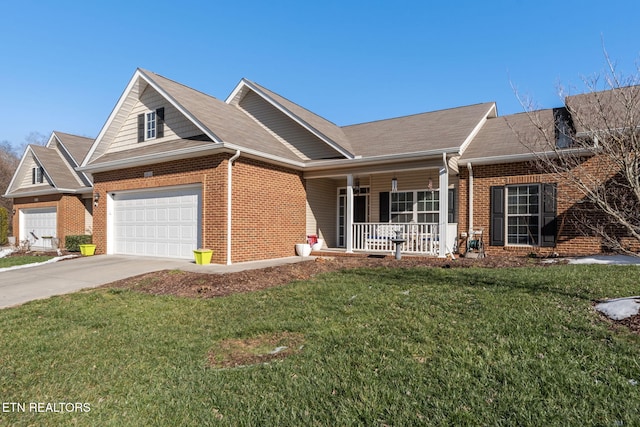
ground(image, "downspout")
xmin=438 ymin=153 xmax=449 ymax=258
xmin=467 ymin=162 xmax=474 ymax=233
xmin=227 ymin=150 xmax=241 ymax=265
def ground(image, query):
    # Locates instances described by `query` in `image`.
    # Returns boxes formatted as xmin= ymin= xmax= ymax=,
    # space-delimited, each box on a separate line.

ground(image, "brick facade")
xmin=92 ymin=153 xmax=306 ymax=264
xmin=12 ymin=193 xmax=90 ymax=249
xmin=458 ymin=158 xmax=611 ymax=257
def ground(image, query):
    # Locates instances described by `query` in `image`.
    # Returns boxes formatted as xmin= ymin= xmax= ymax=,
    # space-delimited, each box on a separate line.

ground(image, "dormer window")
xmin=32 ymin=166 xmax=44 ymax=184
xmin=138 ymin=107 xmax=165 ymax=142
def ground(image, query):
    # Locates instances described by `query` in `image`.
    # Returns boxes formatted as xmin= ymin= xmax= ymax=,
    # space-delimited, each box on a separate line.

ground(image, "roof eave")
xmin=304 ymin=147 xmax=461 ymax=171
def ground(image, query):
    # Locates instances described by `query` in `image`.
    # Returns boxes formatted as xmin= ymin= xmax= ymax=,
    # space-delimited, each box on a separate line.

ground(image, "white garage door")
xmin=112 ymin=187 xmax=201 ymax=259
xmin=22 ymin=207 xmax=57 ymax=248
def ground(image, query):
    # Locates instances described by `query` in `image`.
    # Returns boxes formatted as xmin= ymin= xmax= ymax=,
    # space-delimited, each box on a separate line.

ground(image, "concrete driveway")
xmin=0 ymin=254 xmax=310 ymax=309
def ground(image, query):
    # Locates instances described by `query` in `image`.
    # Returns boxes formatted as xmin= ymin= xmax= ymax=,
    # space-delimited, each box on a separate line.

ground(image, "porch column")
xmin=438 ymin=154 xmax=449 ymax=258
xmin=345 ymin=174 xmax=354 ymax=253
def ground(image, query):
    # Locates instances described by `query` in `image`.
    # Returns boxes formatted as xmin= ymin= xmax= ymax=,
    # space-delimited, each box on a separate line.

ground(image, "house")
xmin=10 ymin=68 xmax=631 ymax=262
xmin=76 ymin=69 xmax=499 ymax=263
xmin=4 ymin=131 xmax=94 ymax=250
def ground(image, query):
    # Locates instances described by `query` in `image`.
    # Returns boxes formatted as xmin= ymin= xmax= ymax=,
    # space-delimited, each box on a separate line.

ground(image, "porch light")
xmin=94 ymin=192 xmax=100 ymax=206
xmin=354 ymin=178 xmax=360 ymax=195
xmin=391 ymin=176 xmax=398 ymax=193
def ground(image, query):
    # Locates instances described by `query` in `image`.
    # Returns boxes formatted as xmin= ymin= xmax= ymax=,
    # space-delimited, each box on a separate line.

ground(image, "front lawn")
xmin=0 ymin=255 xmax=55 ymax=268
xmin=0 ymin=264 xmax=639 ymax=426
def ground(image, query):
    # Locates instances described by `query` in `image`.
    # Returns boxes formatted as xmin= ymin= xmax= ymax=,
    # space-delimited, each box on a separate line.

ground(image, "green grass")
xmin=1 ymin=265 xmax=640 ymax=426
xmin=0 ymin=255 xmax=55 ymax=268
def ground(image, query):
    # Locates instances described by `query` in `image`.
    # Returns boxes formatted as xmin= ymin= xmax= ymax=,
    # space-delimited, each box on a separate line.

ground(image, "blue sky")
xmin=1 ymin=0 xmax=639 ymax=150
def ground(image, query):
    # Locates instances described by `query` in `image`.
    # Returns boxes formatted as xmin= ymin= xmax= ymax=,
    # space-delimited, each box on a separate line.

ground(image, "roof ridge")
xmin=342 ymin=102 xmax=496 ymax=128
xmin=139 ymin=68 xmax=222 ymax=103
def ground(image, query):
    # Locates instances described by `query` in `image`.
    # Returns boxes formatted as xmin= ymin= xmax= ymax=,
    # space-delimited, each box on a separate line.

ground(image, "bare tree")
xmin=515 ymin=51 xmax=640 ymax=255
xmin=0 ymin=140 xmax=19 ymax=212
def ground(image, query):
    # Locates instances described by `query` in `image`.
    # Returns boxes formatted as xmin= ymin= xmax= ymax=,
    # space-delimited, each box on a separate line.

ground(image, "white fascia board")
xmin=304 ymin=147 xmax=461 ymax=172
xmin=234 ymin=79 xmax=354 ymax=160
xmin=78 ymin=143 xmax=227 ymax=173
xmin=45 ymin=132 xmax=58 ymax=148
xmin=138 ymin=69 xmax=223 ymax=144
xmin=4 ymin=145 xmax=34 ymax=195
xmin=82 ymin=69 xmax=144 ymax=167
xmin=3 ymin=188 xmax=79 ymax=199
xmin=458 ymin=103 xmax=497 ymax=155
xmin=458 ymin=147 xmax=595 ymax=166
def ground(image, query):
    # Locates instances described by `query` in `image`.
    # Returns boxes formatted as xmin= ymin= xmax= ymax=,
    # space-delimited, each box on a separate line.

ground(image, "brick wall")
xmin=458 ymin=158 xmax=613 ymax=257
xmin=231 ymin=157 xmax=306 ymax=263
xmin=12 ymin=193 xmax=89 ymax=249
xmin=92 ymin=153 xmax=306 ymax=264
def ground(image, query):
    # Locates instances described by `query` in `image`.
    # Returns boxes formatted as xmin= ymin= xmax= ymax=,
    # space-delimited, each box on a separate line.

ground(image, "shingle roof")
xmin=139 ymin=70 xmax=303 ymax=162
xmin=459 ymin=109 xmax=555 ymax=163
xmin=31 ymin=145 xmax=85 ymax=189
xmin=565 ymin=85 xmax=640 ymax=135
xmin=54 ymin=131 xmax=93 ymax=165
xmin=343 ymin=103 xmax=496 ymax=157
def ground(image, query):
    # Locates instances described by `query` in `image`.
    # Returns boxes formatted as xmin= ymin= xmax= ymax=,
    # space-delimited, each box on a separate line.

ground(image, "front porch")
xmin=304 ymin=155 xmax=460 ymax=258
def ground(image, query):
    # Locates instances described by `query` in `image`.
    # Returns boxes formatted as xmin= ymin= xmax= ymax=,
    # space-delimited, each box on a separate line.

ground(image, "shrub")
xmin=65 ymin=235 xmax=92 ymax=252
xmin=0 ymin=207 xmax=8 ymax=246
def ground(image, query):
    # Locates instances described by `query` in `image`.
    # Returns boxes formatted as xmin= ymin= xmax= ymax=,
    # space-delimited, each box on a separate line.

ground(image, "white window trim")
xmin=505 ymin=184 xmax=541 ymax=247
xmin=145 ymin=111 xmax=156 ymax=141
xmin=390 ymin=189 xmax=439 ymax=223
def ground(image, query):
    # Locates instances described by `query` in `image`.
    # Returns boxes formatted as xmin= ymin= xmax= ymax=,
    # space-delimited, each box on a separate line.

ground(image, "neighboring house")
xmin=3 ymin=132 xmax=94 ymax=250
xmin=78 ymin=69 xmax=497 ymax=263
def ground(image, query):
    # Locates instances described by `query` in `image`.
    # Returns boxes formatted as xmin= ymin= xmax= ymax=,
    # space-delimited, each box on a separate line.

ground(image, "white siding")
xmin=239 ymin=91 xmax=342 ymax=160
xmin=109 ymin=85 xmax=204 ymax=153
xmin=306 ymin=178 xmax=338 ymax=247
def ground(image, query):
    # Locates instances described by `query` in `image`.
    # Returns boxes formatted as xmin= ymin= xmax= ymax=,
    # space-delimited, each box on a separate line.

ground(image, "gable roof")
xmin=229 ymin=79 xmax=354 ymax=158
xmin=80 ymin=69 xmax=502 ymax=173
xmin=4 ymin=131 xmax=94 ymax=198
xmin=82 ymin=69 xmax=307 ymax=171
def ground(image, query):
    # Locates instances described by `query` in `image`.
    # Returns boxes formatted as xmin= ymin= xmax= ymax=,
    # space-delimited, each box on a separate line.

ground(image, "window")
xmin=389 ymin=190 xmax=449 ymax=223
xmin=507 ymin=185 xmax=539 ymax=245
xmin=32 ymin=166 xmax=44 ymax=184
xmin=146 ymin=111 xmax=156 ymax=140
xmin=490 ymin=183 xmax=556 ymax=247
xmin=137 ymin=107 xmax=165 ymax=142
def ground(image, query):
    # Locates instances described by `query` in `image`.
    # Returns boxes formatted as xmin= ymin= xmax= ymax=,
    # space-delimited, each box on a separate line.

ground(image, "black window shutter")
xmin=379 ymin=192 xmax=390 ymax=223
xmin=447 ymin=189 xmax=455 ymax=224
xmin=32 ymin=167 xmax=36 ymax=184
xmin=137 ymin=113 xmax=145 ymax=142
xmin=490 ymin=186 xmax=505 ymax=246
xmin=156 ymin=107 xmax=164 ymax=138
xmin=541 ymin=183 xmax=557 ymax=247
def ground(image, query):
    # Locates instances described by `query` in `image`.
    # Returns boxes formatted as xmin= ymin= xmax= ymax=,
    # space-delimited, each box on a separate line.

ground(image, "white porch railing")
xmin=352 ymin=223 xmax=442 ymax=255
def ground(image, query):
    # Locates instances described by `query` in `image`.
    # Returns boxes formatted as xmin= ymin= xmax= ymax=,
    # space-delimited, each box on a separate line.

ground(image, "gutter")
xmin=458 ymin=147 xmax=595 ymax=166
xmin=227 ymin=150 xmax=241 ymax=265
xmin=3 ymin=187 xmax=92 ymax=199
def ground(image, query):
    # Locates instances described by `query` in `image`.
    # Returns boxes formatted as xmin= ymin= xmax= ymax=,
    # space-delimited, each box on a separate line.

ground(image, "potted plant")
xmin=193 ymin=248 xmax=213 ymax=265
xmin=79 ymin=244 xmax=97 ymax=256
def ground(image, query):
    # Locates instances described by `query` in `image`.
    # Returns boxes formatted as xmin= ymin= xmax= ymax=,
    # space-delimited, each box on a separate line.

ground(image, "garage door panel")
xmin=113 ymin=187 xmax=201 ymax=259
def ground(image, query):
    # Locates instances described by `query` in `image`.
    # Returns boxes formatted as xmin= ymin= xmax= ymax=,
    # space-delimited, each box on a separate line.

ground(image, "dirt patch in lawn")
xmin=208 ymin=331 xmax=305 ymax=369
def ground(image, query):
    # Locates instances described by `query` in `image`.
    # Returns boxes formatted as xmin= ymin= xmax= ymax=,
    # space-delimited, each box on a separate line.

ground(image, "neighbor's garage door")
xmin=22 ymin=207 xmax=57 ymax=247
xmin=112 ymin=187 xmax=201 ymax=259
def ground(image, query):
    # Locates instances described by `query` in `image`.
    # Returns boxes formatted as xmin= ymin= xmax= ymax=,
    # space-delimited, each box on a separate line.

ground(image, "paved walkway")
xmin=0 ymin=253 xmax=311 ymax=309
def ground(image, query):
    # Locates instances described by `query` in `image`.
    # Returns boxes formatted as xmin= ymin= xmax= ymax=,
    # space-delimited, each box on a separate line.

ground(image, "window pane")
xmin=506 ymin=185 xmax=540 ymax=245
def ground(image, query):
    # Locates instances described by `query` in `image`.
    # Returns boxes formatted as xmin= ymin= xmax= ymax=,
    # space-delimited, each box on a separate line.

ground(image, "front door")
xmin=337 ymin=188 xmax=369 ymax=247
